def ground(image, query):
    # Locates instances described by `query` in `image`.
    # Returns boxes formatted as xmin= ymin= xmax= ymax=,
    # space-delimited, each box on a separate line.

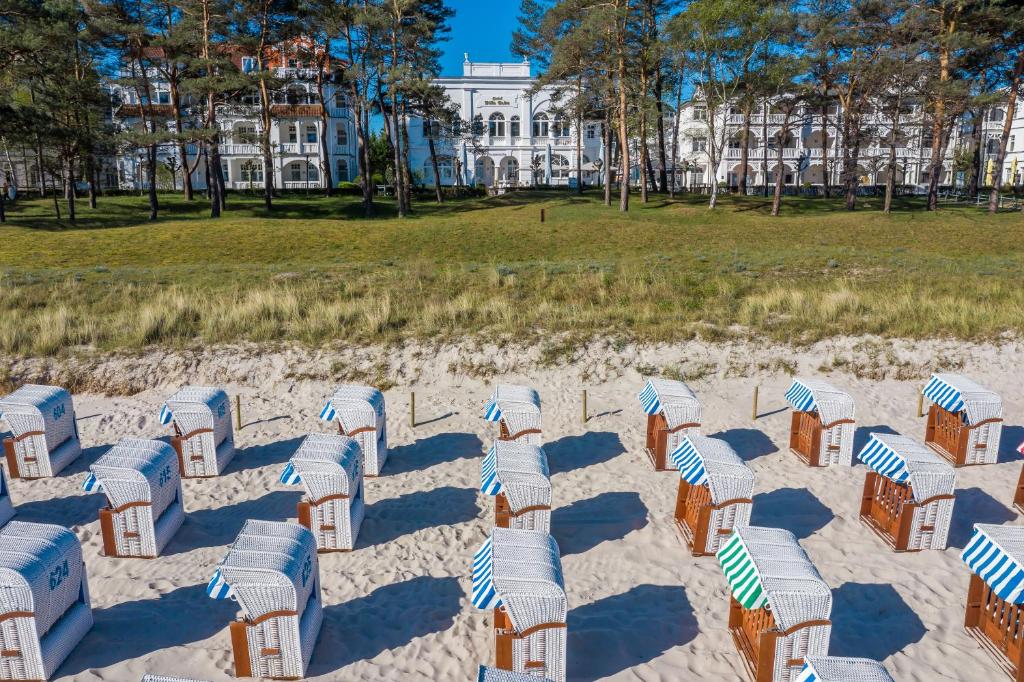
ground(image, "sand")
xmin=3 ymin=336 xmax=1022 ymax=681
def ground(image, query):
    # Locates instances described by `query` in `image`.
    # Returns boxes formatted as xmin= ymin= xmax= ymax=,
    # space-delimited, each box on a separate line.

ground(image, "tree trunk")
xmin=739 ymin=106 xmax=751 ymax=195
xmin=427 ymin=133 xmax=443 ymax=203
xmin=844 ymin=136 xmax=860 ymax=211
xmin=316 ymin=71 xmax=334 ymax=198
xmin=761 ymin=100 xmax=769 ymax=197
xmin=884 ymin=134 xmax=897 ymax=214
xmin=604 ymin=106 xmax=613 ymax=206
xmin=669 ymin=78 xmax=682 ymax=198
xmin=655 ymin=72 xmax=668 ymax=193
xmin=147 ymin=142 xmax=159 ymax=220
xmin=771 ymin=126 xmax=786 ymax=216
xmin=989 ymin=52 xmax=1023 ymax=213
xmin=257 ymin=77 xmax=275 ymax=210
xmin=820 ymin=101 xmax=831 ymax=198
xmin=86 ymin=153 xmax=97 ymax=209
xmin=65 ymin=154 xmax=77 ymax=223
xmin=170 ymin=79 xmax=194 ymax=201
xmin=967 ymin=110 xmax=983 ymax=196
xmin=399 ymin=102 xmax=413 ymax=210
xmin=927 ymin=40 xmax=951 ymax=211
xmin=616 ymin=71 xmax=630 ymax=212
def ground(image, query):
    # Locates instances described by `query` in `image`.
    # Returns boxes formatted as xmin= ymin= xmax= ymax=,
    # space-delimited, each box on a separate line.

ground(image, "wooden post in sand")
xmin=410 ymin=392 xmax=416 ymax=428
xmin=540 ymin=208 xmax=546 ymax=223
xmin=235 ymin=395 xmax=242 ymax=431
xmin=917 ymin=394 xmax=924 ymax=418
xmin=752 ymin=386 xmax=759 ymax=421
xmin=582 ymin=390 xmax=588 ymax=424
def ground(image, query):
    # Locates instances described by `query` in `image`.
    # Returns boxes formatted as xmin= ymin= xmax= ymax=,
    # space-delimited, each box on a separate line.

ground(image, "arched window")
xmin=533 ymin=112 xmax=549 ymax=138
xmin=551 ymin=154 xmax=571 ymax=179
xmin=532 ymin=154 xmax=547 ymax=183
xmin=240 ymin=160 xmax=263 ymax=182
xmin=233 ymin=125 xmax=257 ymax=145
xmin=488 ymin=112 xmax=506 ymax=138
xmin=510 ymin=115 xmax=521 ymax=138
xmin=336 ymin=125 xmax=348 ymax=147
xmin=287 ymin=161 xmax=318 ymax=182
xmin=423 ymin=157 xmax=454 ymax=183
xmin=336 ymin=158 xmax=349 ymax=181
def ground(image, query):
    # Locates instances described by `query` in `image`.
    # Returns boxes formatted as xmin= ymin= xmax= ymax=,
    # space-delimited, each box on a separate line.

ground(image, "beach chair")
xmin=480 ymin=441 xmax=551 ymax=533
xmin=0 ymin=521 xmax=93 ymax=681
xmin=280 ymin=434 xmax=364 ymax=552
xmin=484 ymin=385 xmax=542 ymax=446
xmin=638 ymin=378 xmax=701 ymax=471
xmin=717 ymin=526 xmax=832 ymax=682
xmin=160 ymin=387 xmax=235 ymax=478
xmin=671 ymin=435 xmax=753 ymax=556
xmin=797 ymin=656 xmax=895 ymax=681
xmin=471 ymin=528 xmax=567 ymax=682
xmin=1014 ymin=441 xmax=1024 ymax=513
xmin=320 ymin=385 xmax=388 ymax=476
xmin=207 ymin=520 xmax=322 ymax=680
xmin=962 ymin=524 xmax=1024 ymax=681
xmin=857 ymin=433 xmax=955 ymax=552
xmin=0 ymin=385 xmax=81 ymax=479
xmin=83 ymin=438 xmax=185 ymax=559
xmin=477 ymin=665 xmax=554 ymax=682
xmin=0 ymin=468 xmax=16 ymax=529
xmin=784 ymin=379 xmax=855 ymax=467
xmin=142 ymin=677 xmax=211 ymax=682
xmin=922 ymin=373 xmax=1003 ymax=466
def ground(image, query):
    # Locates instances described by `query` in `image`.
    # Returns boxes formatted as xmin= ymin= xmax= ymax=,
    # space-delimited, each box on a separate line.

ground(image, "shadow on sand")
xmin=830 ymin=582 xmax=925 ymax=660
xmin=359 ymin=486 xmax=479 ymax=548
xmin=948 ymin=487 xmax=1016 ymax=549
xmin=164 ymin=489 xmax=301 ymax=555
xmin=385 ymin=432 xmax=484 ymax=475
xmin=711 ymin=428 xmax=778 ymax=461
xmin=750 ymin=487 xmax=834 ymax=540
xmin=546 ymin=432 xmax=626 ymax=475
xmin=552 ymin=492 xmax=648 ymax=556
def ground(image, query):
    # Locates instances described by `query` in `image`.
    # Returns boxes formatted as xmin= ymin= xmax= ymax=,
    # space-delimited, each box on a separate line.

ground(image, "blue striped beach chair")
xmin=638 ymin=378 xmax=701 ymax=470
xmin=922 ymin=373 xmax=1003 ymax=467
xmin=963 ymin=523 xmax=1024 ymax=681
xmin=480 ymin=440 xmax=551 ymax=532
xmin=320 ymin=385 xmax=388 ymax=476
xmin=784 ymin=379 xmax=855 ymax=467
xmin=484 ymin=385 xmax=542 ymax=446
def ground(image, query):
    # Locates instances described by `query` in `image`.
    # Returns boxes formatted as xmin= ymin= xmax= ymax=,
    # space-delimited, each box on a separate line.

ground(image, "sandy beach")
xmin=3 ymin=336 xmax=1021 ymax=681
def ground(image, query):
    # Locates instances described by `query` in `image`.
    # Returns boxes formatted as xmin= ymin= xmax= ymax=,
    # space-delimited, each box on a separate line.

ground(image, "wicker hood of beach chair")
xmin=921 ymin=373 xmax=1003 ymax=466
xmin=478 ymin=665 xmax=555 ymax=682
xmin=480 ymin=440 xmax=551 ymax=532
xmin=797 ymin=656 xmax=895 ymax=681
xmin=281 ymin=433 xmax=365 ymax=552
xmin=0 ymin=384 xmax=81 ymax=479
xmin=484 ymin=384 xmax=542 ymax=446
xmin=784 ymin=378 xmax=856 ymax=467
xmin=161 ymin=386 xmax=235 ymax=478
xmin=208 ymin=520 xmax=322 ymax=680
xmin=0 ymin=521 xmax=93 ymax=681
xmin=472 ymin=527 xmax=567 ymax=682
xmin=321 ymin=385 xmax=388 ymax=476
xmin=638 ymin=378 xmax=702 ymax=470
xmin=86 ymin=438 xmax=185 ymax=559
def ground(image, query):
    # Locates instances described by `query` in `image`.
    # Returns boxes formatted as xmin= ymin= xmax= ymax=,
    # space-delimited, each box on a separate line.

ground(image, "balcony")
xmin=282 ymin=180 xmax=322 ymax=190
xmin=221 ymin=144 xmax=260 ymax=155
xmin=280 ymin=143 xmax=321 ymax=155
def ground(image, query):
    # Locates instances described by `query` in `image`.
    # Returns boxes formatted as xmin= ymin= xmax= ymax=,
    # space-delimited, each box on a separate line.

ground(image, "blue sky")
xmin=439 ymin=1 xmax=525 ymax=77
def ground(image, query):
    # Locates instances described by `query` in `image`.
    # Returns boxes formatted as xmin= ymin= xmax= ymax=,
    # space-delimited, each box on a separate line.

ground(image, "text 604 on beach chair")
xmin=796 ymin=656 xmax=895 ymax=682
xmin=480 ymin=441 xmax=551 ymax=533
xmin=477 ymin=665 xmax=553 ymax=682
xmin=160 ymin=387 xmax=235 ymax=478
xmin=280 ymin=434 xmax=364 ymax=553
xmin=784 ymin=379 xmax=855 ymax=467
xmin=472 ymin=528 xmax=567 ymax=682
xmin=320 ymin=385 xmax=387 ymax=477
xmin=83 ymin=439 xmax=185 ymax=559
xmin=638 ymin=378 xmax=701 ymax=471
xmin=922 ymin=373 xmax=1003 ymax=467
xmin=962 ymin=524 xmax=1024 ymax=681
xmin=857 ymin=433 xmax=955 ymax=552
xmin=0 ymin=385 xmax=81 ymax=480
xmin=717 ymin=526 xmax=832 ymax=682
xmin=0 ymin=521 xmax=93 ymax=681
xmin=671 ymin=435 xmax=753 ymax=556
xmin=207 ymin=520 xmax=322 ymax=680
xmin=484 ymin=385 xmax=542 ymax=446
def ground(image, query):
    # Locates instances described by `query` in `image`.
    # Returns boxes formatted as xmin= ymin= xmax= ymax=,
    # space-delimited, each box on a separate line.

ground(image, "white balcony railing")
xmin=221 ymin=144 xmax=260 ymax=155
xmin=282 ymin=180 xmax=322 ymax=189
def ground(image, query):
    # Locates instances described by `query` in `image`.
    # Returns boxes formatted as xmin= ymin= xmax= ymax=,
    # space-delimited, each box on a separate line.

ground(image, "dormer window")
xmin=242 ymin=57 xmax=256 ymax=73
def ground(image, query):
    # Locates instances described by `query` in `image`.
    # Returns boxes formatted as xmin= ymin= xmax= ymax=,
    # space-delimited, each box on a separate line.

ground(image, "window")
xmin=155 ymin=90 xmax=170 ymax=105
xmin=287 ymin=124 xmax=297 ymax=143
xmin=533 ymin=112 xmax=549 ymax=138
xmin=690 ymin=166 xmax=705 ymax=183
xmin=241 ymin=57 xmax=256 ymax=73
xmin=289 ymin=162 xmax=303 ymax=181
xmin=553 ymin=117 xmax=570 ymax=138
xmin=691 ymin=137 xmax=707 ymax=153
xmin=986 ymin=138 xmax=1000 ymax=155
xmin=306 ymin=125 xmax=317 ymax=143
xmin=221 ymin=160 xmax=229 ymax=182
xmin=336 ymin=126 xmax=348 ymax=146
xmin=288 ymin=58 xmax=298 ymax=68
xmin=488 ymin=113 xmax=506 ymax=138
xmin=551 ymin=154 xmax=570 ymax=179
xmin=240 ymin=160 xmax=263 ymax=183
xmin=423 ymin=157 xmax=454 ymax=183
xmin=693 ymin=107 xmax=707 ymax=121
xmin=233 ymin=125 xmax=256 ymax=144
xmin=1011 ymin=135 xmax=1016 ymax=152
xmin=336 ymin=158 xmax=349 ymax=181
xmin=510 ymin=116 xmax=521 ymax=138
xmin=586 ymin=124 xmax=596 ymax=140
xmin=307 ymin=164 xmax=319 ymax=181
xmin=334 ymin=91 xmax=347 ymax=109
xmin=990 ymin=109 xmax=1005 ymax=122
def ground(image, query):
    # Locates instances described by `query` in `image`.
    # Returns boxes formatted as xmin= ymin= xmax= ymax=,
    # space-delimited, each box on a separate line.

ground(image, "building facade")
xmin=406 ymin=56 xmax=604 ymax=188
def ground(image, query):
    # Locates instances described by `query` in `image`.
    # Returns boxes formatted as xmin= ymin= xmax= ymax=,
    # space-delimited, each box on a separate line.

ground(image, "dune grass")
xmin=0 ymin=190 xmax=1021 ymax=356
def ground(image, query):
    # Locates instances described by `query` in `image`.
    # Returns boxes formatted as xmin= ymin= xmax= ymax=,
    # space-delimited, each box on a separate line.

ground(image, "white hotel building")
xmin=407 ymin=56 xmax=604 ymax=188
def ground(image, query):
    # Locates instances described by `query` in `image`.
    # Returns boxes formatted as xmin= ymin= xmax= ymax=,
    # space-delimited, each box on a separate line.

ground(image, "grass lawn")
xmin=0 ymin=189 xmax=1021 ymax=356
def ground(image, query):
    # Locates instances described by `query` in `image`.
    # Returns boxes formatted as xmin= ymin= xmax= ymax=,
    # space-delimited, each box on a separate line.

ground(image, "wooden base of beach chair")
xmin=3 ymin=432 xmax=46 ymax=480
xmin=728 ymin=596 xmax=829 ymax=682
xmin=170 ymin=430 xmax=223 ymax=479
xmin=965 ymin=573 xmax=1024 ymax=681
xmin=674 ymin=480 xmax=749 ymax=557
xmin=296 ymin=501 xmax=353 ymax=554
xmin=644 ymin=414 xmax=698 ymax=472
xmin=97 ymin=507 xmax=156 ymax=559
xmin=859 ymin=472 xmax=953 ymax=552
xmin=229 ymin=620 xmax=302 ymax=681
xmin=925 ymin=404 xmax=1001 ymax=468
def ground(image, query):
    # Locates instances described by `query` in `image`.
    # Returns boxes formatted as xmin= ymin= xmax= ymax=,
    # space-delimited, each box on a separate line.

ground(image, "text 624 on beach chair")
xmin=962 ymin=524 xmax=1024 ymax=681
xmin=922 ymin=373 xmax=1003 ymax=467
xmin=480 ymin=441 xmax=551 ymax=533
xmin=472 ymin=528 xmax=567 ymax=682
xmin=857 ymin=433 xmax=955 ymax=552
xmin=671 ymin=435 xmax=753 ymax=556
xmin=796 ymin=656 xmax=895 ymax=682
xmin=0 ymin=521 xmax=93 ymax=681
xmin=160 ymin=387 xmax=235 ymax=478
xmin=717 ymin=526 xmax=832 ymax=682
xmin=207 ymin=520 xmax=322 ymax=680
xmin=638 ymin=378 xmax=701 ymax=471
xmin=784 ymin=379 xmax=855 ymax=467
xmin=280 ymin=434 xmax=364 ymax=553
xmin=477 ymin=665 xmax=553 ymax=682
xmin=83 ymin=439 xmax=185 ymax=559
xmin=320 ymin=385 xmax=387 ymax=477
xmin=0 ymin=385 xmax=81 ymax=480
xmin=484 ymin=385 xmax=542 ymax=446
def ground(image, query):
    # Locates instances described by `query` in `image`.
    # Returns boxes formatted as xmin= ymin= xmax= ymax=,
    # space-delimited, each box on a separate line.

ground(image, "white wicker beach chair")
xmin=797 ymin=656 xmax=895 ymax=681
xmin=717 ymin=526 xmax=832 ymax=682
xmin=922 ymin=373 xmax=1003 ymax=466
xmin=484 ymin=384 xmax=542 ymax=446
xmin=141 ymin=677 xmax=211 ymax=682
xmin=671 ymin=434 xmax=754 ymax=555
xmin=160 ymin=387 xmax=235 ymax=478
xmin=0 ymin=468 xmax=16 ymax=529
xmin=0 ymin=521 xmax=93 ymax=681
xmin=471 ymin=528 xmax=567 ymax=682
xmin=478 ymin=665 xmax=554 ymax=682
xmin=858 ymin=433 xmax=956 ymax=551
xmin=480 ymin=441 xmax=551 ymax=532
xmin=207 ymin=520 xmax=322 ymax=680
xmin=84 ymin=439 xmax=185 ymax=559
xmin=320 ymin=385 xmax=388 ymax=476
xmin=784 ymin=379 xmax=856 ymax=467
xmin=280 ymin=434 xmax=364 ymax=552
xmin=0 ymin=385 xmax=81 ymax=479
xmin=962 ymin=523 xmax=1024 ymax=678
xmin=638 ymin=378 xmax=702 ymax=470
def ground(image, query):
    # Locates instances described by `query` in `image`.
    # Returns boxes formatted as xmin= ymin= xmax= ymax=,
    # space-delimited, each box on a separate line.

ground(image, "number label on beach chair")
xmin=53 ymin=403 xmax=66 ymax=420
xmin=49 ymin=559 xmax=69 ymax=590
